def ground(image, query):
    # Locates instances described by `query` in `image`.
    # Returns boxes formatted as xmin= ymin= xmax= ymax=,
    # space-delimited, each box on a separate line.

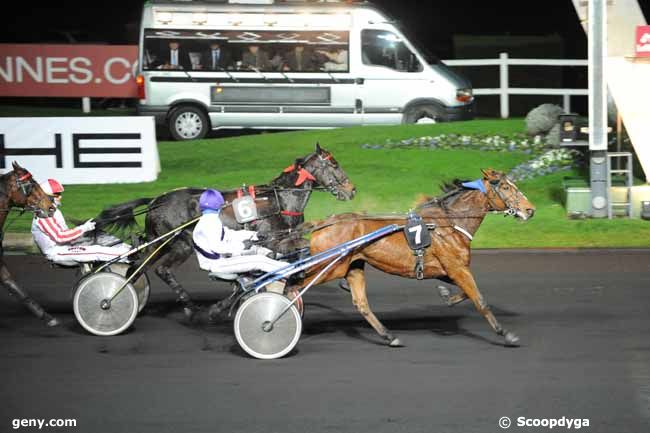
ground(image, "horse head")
xmin=6 ymin=162 xmax=55 ymax=217
xmin=281 ymin=143 xmax=356 ymax=201
xmin=481 ymin=168 xmax=535 ymax=220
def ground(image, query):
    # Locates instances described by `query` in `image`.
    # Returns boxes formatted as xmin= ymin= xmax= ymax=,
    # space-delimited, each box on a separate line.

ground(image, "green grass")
xmin=6 ymin=118 xmax=650 ymax=248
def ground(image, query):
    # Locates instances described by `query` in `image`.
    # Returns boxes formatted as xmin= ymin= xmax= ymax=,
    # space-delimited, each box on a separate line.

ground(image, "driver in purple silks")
xmin=192 ymin=189 xmax=288 ymax=281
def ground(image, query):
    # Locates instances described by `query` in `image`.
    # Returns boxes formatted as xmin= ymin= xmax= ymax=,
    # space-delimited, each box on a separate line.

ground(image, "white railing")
xmin=443 ymin=52 xmax=588 ymax=119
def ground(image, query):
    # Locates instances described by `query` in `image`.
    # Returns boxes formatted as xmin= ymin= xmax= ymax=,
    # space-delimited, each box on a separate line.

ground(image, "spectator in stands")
xmin=317 ymin=47 xmax=348 ymax=71
xmin=241 ymin=45 xmax=271 ymax=71
xmin=283 ymin=45 xmax=316 ymax=72
xmin=160 ymin=40 xmax=189 ymax=70
xmin=203 ymin=41 xmax=232 ymax=71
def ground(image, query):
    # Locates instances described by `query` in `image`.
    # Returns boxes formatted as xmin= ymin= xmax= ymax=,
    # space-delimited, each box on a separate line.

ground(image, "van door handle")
xmin=355 ymin=99 xmax=363 ymax=112
xmin=355 ymin=78 xmax=365 ymax=85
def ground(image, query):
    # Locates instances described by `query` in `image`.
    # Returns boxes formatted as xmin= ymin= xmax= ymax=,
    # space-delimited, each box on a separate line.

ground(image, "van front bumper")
xmin=137 ymin=105 xmax=168 ymax=125
xmin=445 ymin=101 xmax=475 ymax=121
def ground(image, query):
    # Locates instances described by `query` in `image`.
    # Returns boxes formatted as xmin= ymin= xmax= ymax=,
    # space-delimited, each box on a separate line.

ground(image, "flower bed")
xmin=361 ymin=133 xmax=583 ymax=181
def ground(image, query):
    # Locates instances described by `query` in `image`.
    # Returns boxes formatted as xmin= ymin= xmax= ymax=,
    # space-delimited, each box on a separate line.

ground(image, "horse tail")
xmin=94 ymin=197 xmax=153 ymax=233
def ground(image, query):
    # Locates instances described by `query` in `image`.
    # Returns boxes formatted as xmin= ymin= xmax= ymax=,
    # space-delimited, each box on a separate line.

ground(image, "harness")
xmin=403 ymin=210 xmax=434 ymax=280
xmin=222 ymin=151 xmax=345 ymax=224
xmin=222 ymin=185 xmax=306 ymax=224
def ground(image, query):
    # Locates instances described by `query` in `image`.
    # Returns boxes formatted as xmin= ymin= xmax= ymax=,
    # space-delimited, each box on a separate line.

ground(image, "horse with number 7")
xmin=294 ymin=168 xmax=535 ymax=348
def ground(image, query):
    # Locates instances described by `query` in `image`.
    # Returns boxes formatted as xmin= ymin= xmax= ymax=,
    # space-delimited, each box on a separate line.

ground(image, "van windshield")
xmin=395 ymin=23 xmax=440 ymax=65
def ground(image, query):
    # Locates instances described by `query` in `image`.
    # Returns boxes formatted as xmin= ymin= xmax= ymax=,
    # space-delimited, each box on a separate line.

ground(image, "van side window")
xmin=361 ymin=30 xmax=422 ymax=73
xmin=143 ymin=29 xmax=349 ymax=73
xmin=143 ymin=35 xmax=230 ymax=71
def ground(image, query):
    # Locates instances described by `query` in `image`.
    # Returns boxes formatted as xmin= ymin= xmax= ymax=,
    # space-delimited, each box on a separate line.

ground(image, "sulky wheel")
xmin=73 ymin=272 xmax=139 ymax=336
xmin=105 ymin=264 xmax=151 ymax=312
xmin=234 ymin=292 xmax=302 ymax=360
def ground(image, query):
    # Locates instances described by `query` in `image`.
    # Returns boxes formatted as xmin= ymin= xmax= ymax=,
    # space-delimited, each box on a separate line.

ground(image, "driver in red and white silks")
xmin=31 ymin=179 xmax=131 ymax=266
xmin=192 ymin=189 xmax=287 ymax=275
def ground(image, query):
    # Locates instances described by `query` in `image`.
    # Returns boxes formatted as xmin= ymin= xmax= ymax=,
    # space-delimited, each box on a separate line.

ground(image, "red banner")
xmin=0 ymin=44 xmax=139 ymax=97
xmin=636 ymin=25 xmax=650 ymax=58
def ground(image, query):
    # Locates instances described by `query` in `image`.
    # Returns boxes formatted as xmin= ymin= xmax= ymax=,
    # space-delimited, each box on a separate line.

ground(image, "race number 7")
xmin=408 ymin=225 xmax=422 ymax=245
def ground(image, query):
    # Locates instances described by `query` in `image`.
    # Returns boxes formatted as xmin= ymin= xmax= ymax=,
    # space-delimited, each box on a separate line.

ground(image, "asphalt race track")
xmin=1 ymin=251 xmax=649 ymax=433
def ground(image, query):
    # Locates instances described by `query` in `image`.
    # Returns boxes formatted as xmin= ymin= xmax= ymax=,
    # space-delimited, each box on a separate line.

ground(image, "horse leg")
xmin=437 ymin=285 xmax=468 ymax=307
xmin=346 ymin=264 xmax=402 ymax=347
xmin=152 ymin=237 xmax=198 ymax=319
xmin=1 ymin=263 xmax=59 ymax=327
xmin=447 ymin=266 xmax=519 ymax=346
xmin=207 ymin=282 xmax=241 ymax=322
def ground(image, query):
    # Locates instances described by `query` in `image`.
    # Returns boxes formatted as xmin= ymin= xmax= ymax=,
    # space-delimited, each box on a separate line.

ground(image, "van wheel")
xmin=403 ymin=105 xmax=446 ymax=124
xmin=168 ymin=106 xmax=209 ymax=140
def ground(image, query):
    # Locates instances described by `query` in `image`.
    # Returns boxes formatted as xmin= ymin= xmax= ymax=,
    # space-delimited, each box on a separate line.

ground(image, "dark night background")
xmin=0 ymin=0 xmax=648 ymax=116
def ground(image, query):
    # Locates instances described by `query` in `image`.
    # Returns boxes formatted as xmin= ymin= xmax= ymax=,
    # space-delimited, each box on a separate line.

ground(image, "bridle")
xmin=282 ymin=151 xmax=350 ymax=195
xmin=16 ymin=172 xmax=35 ymax=197
xmin=0 ymin=171 xmax=51 ymax=215
xmin=413 ymin=175 xmax=525 ymax=219
xmin=484 ymin=177 xmax=526 ymax=217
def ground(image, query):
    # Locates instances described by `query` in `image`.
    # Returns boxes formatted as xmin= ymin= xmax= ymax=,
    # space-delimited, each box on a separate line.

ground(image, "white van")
xmin=137 ymin=0 xmax=475 ymax=140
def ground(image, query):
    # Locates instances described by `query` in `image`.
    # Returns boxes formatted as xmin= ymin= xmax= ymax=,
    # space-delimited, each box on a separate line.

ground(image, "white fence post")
xmin=563 ymin=94 xmax=571 ymax=113
xmin=82 ymin=97 xmax=91 ymax=113
xmin=499 ymin=52 xmax=509 ymax=119
xmin=443 ymin=55 xmax=588 ymax=117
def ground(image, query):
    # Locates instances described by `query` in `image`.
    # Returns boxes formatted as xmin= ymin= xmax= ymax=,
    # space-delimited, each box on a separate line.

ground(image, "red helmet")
xmin=39 ymin=179 xmax=64 ymax=196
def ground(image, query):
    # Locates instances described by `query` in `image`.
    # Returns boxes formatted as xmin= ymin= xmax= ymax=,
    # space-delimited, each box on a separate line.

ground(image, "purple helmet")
xmin=199 ymin=189 xmax=225 ymax=212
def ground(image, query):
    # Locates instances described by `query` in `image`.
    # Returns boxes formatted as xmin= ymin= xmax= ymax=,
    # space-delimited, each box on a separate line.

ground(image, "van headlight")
xmin=456 ymin=88 xmax=473 ymax=103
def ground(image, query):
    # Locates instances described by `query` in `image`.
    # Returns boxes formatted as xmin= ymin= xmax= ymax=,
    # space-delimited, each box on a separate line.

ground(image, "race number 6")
xmin=236 ymin=200 xmax=254 ymax=219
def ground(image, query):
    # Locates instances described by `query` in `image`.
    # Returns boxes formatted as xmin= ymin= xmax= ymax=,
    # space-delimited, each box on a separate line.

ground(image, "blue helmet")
xmin=199 ymin=189 xmax=225 ymax=212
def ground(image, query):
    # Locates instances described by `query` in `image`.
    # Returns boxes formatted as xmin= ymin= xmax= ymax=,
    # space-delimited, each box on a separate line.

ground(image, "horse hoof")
xmin=437 ymin=285 xmax=451 ymax=300
xmin=207 ymin=303 xmax=225 ymax=323
xmin=389 ymin=338 xmax=403 ymax=347
xmin=339 ymin=279 xmax=350 ymax=292
xmin=504 ymin=331 xmax=520 ymax=347
xmin=183 ymin=307 xmax=196 ymax=320
xmin=45 ymin=316 xmax=60 ymax=327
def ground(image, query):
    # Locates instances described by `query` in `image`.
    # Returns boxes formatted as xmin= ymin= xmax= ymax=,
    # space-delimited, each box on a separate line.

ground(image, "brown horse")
xmin=297 ymin=169 xmax=535 ymax=347
xmin=0 ymin=162 xmax=59 ymax=326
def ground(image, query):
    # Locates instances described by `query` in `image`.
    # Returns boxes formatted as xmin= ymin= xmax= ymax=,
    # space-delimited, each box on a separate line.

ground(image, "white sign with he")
xmin=0 ymin=117 xmax=160 ymax=184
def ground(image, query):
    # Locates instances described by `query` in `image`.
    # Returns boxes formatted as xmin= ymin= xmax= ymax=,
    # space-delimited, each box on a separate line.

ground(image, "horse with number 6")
xmin=295 ymin=169 xmax=535 ymax=348
xmin=97 ymin=143 xmax=356 ymax=318
xmin=0 ymin=162 xmax=59 ymax=326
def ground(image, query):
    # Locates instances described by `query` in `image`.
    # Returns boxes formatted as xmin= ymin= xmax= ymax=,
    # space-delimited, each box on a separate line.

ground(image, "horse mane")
xmin=415 ymin=179 xmax=471 ymax=209
xmin=269 ymin=157 xmax=304 ymax=187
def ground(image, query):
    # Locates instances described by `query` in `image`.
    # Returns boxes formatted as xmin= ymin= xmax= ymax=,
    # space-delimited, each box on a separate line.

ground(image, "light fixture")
xmin=192 ymin=12 xmax=208 ymax=25
xmin=264 ymin=15 xmax=278 ymax=26
xmin=157 ymin=12 xmax=173 ymax=24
